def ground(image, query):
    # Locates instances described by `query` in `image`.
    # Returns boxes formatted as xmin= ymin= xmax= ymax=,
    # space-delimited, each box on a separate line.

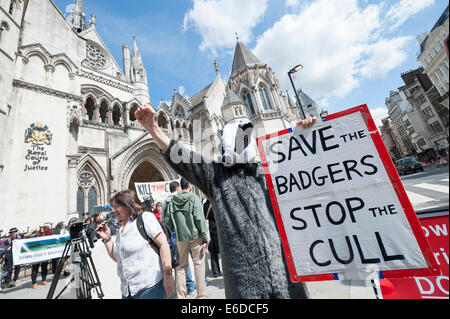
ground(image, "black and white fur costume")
xmin=161 ymin=120 xmax=309 ymax=299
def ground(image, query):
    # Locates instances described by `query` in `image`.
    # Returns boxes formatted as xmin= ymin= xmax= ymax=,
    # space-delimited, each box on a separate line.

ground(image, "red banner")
xmin=378 ymin=213 xmax=449 ymax=299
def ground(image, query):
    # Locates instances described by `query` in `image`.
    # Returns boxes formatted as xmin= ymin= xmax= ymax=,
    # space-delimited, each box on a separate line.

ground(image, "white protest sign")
xmin=135 ymin=179 xmax=180 ymax=204
xmin=257 ymin=105 xmax=440 ymax=282
xmin=12 ymin=234 xmax=70 ymax=265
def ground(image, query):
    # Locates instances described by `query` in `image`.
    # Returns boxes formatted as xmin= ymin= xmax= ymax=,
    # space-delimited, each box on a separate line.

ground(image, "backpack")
xmin=136 ymin=213 xmax=180 ymax=269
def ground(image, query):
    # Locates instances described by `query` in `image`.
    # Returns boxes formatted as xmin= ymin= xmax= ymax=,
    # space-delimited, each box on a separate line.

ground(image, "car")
xmin=395 ymin=157 xmax=424 ymax=176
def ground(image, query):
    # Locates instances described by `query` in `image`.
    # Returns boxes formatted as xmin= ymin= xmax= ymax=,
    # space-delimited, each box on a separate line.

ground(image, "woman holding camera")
xmin=95 ymin=189 xmax=174 ymax=299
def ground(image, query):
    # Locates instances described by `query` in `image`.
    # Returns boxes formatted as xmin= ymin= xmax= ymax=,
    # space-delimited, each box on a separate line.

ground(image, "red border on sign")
xmin=257 ymin=104 xmax=441 ymax=282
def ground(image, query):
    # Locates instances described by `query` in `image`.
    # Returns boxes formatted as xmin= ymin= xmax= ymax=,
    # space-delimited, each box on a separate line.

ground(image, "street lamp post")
xmin=288 ymin=64 xmax=306 ymax=120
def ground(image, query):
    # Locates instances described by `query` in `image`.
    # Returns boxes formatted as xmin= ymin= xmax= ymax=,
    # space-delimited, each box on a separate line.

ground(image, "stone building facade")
xmin=384 ymin=90 xmax=413 ymax=159
xmin=382 ymin=64 xmax=449 ymax=162
xmin=400 ymin=68 xmax=448 ymax=157
xmin=417 ymin=5 xmax=449 ymax=111
xmin=0 ymin=0 xmax=315 ymax=230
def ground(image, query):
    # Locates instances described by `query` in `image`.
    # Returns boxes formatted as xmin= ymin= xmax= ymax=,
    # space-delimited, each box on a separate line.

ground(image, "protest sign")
xmin=135 ymin=179 xmax=180 ymax=204
xmin=375 ymin=210 xmax=449 ymax=299
xmin=257 ymin=104 xmax=440 ymax=282
xmin=12 ymin=234 xmax=70 ymax=265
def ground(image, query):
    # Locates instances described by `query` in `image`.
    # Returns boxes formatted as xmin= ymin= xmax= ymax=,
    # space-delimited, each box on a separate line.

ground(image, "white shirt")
xmin=113 ymin=211 xmax=164 ymax=297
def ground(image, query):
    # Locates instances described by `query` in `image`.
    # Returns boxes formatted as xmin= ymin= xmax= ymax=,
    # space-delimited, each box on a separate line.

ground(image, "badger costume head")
xmin=220 ymin=119 xmax=257 ymax=167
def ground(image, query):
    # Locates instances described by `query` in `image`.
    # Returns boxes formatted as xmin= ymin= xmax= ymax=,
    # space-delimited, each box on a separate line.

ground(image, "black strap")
xmin=136 ymin=213 xmax=159 ymax=253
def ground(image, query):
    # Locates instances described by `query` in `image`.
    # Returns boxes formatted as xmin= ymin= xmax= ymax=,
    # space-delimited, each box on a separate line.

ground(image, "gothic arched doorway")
xmin=128 ymin=161 xmax=164 ymax=193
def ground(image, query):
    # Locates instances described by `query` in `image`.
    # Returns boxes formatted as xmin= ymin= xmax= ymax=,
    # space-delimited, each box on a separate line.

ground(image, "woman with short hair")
xmin=95 ymin=189 xmax=174 ymax=299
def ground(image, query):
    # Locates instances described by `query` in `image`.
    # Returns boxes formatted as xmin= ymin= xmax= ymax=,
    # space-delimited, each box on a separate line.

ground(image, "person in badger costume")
xmin=135 ymin=104 xmax=316 ymax=299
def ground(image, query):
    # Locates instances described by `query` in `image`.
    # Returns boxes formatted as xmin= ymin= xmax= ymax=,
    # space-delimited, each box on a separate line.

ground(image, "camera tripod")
xmin=46 ymin=235 xmax=104 ymax=299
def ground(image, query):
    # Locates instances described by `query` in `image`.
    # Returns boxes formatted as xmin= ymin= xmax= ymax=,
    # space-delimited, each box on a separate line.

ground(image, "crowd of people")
xmin=421 ymin=154 xmax=449 ymax=168
xmin=0 ymin=182 xmax=221 ymax=298
xmin=0 ymin=213 xmax=117 ymax=292
xmin=0 ymin=224 xmax=65 ymax=291
xmin=95 ymin=177 xmax=222 ymax=299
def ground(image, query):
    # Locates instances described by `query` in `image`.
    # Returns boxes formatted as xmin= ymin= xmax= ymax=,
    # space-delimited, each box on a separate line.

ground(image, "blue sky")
xmin=54 ymin=0 xmax=449 ymax=126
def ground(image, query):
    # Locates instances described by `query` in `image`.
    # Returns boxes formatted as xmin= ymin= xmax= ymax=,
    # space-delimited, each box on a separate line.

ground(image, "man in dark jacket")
xmin=136 ymin=104 xmax=316 ymax=299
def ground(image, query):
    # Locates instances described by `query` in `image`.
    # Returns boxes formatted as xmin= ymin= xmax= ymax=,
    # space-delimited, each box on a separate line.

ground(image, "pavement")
xmin=1 ymin=166 xmax=447 ymax=300
xmin=0 ymin=237 xmax=378 ymax=299
xmin=400 ymin=166 xmax=449 ymax=212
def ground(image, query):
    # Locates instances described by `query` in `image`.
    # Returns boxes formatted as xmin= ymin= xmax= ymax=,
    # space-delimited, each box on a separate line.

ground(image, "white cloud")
xmin=183 ymin=0 xmax=268 ymax=55
xmin=254 ymin=0 xmax=384 ymax=99
xmin=65 ymin=4 xmax=74 ymax=14
xmin=253 ymin=0 xmax=417 ymax=104
xmin=385 ymin=0 xmax=435 ymax=31
xmin=285 ymin=0 xmax=300 ymax=9
xmin=359 ymin=36 xmax=412 ymax=79
xmin=178 ymin=86 xmax=189 ymax=98
xmin=369 ymin=107 xmax=389 ymax=128
xmin=182 ymin=0 xmax=431 ymax=110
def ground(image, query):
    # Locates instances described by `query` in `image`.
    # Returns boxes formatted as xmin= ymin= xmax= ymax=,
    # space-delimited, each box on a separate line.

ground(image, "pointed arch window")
xmin=174 ymin=120 xmax=183 ymax=139
xmin=259 ymin=84 xmax=273 ymax=110
xmin=129 ymin=104 xmax=139 ymax=122
xmin=174 ymin=105 xmax=185 ymax=118
xmin=77 ymin=168 xmax=100 ymax=218
xmin=99 ymin=101 xmax=109 ymax=124
xmin=112 ymin=104 xmax=122 ymax=126
xmin=85 ymin=97 xmax=96 ymax=121
xmin=158 ymin=113 xmax=168 ymax=129
xmin=242 ymin=89 xmax=255 ymax=115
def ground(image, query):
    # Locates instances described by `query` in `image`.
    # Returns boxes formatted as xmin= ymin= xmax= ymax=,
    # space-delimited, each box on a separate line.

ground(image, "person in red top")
xmin=31 ymin=225 xmax=53 ymax=288
xmin=153 ymin=202 xmax=163 ymax=221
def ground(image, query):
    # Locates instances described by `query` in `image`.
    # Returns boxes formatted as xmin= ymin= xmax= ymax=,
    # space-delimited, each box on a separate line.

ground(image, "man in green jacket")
xmin=165 ymin=178 xmax=210 ymax=299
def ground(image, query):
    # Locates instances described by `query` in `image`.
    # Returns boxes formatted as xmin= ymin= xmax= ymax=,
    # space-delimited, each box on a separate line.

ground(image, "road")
xmin=399 ymin=166 xmax=449 ymax=212
xmin=1 ymin=166 xmax=448 ymax=299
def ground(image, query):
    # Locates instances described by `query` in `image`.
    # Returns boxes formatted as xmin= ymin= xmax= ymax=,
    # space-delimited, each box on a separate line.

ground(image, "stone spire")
xmin=131 ymin=36 xmax=147 ymax=83
xmin=129 ymin=36 xmax=150 ymax=105
xmin=132 ymin=36 xmax=143 ymax=67
xmin=214 ymin=60 xmax=220 ymax=76
xmin=67 ymin=0 xmax=87 ymax=33
xmin=122 ymin=44 xmax=132 ymax=82
xmin=89 ymin=13 xmax=96 ymax=28
xmin=231 ymin=41 xmax=262 ymax=76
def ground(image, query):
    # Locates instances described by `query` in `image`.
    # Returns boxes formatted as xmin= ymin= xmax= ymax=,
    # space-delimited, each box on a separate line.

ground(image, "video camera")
xmin=68 ymin=221 xmax=96 ymax=249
